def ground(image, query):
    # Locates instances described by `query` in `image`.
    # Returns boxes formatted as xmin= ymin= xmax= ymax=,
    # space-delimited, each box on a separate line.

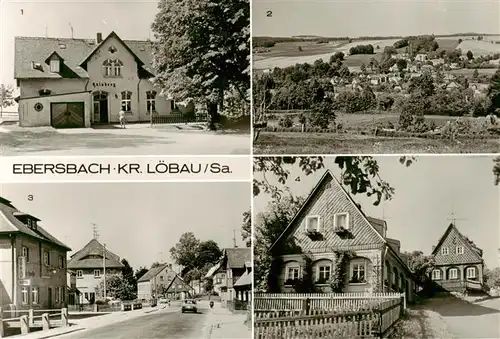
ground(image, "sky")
xmin=254 ymin=155 xmax=500 ymax=269
xmin=0 ymin=0 xmax=161 ymax=89
xmin=252 ymin=0 xmax=500 ymax=37
xmin=0 ymin=182 xmax=250 ymax=271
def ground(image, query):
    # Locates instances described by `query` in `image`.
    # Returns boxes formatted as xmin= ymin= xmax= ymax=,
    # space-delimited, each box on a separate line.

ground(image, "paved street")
xmin=59 ymin=304 xmax=210 ymax=339
xmin=0 ymin=124 xmax=250 ymax=155
xmin=423 ymin=296 xmax=500 ymax=338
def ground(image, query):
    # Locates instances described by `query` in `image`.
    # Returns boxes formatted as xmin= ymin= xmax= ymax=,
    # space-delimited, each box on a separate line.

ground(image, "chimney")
xmin=96 ymin=33 xmax=103 ymax=44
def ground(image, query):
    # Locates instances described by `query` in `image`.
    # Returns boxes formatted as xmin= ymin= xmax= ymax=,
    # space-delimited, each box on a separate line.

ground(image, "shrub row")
xmin=260 ymin=126 xmax=497 ymax=139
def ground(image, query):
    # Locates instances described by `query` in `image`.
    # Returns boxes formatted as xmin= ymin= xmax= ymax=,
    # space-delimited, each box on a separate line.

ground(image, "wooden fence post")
xmin=28 ymin=309 xmax=34 ymax=326
xmin=0 ymin=306 xmax=4 ymax=338
xmin=20 ymin=315 xmax=29 ymax=334
xmin=61 ymin=308 xmax=68 ymax=327
xmin=42 ymin=313 xmax=50 ymax=331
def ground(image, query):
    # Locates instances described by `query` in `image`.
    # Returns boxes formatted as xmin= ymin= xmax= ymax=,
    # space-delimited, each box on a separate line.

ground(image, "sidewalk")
xmin=12 ymin=305 xmax=173 ymax=339
xmin=205 ymin=302 xmax=250 ymax=339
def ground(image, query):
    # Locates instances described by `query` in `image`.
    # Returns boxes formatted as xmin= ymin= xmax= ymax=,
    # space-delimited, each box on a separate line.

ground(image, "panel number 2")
xmin=267 ymin=10 xmax=272 ymax=17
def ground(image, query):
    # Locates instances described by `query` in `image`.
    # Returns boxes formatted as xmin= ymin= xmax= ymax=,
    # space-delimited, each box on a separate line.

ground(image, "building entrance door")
xmin=48 ymin=288 xmax=53 ymax=309
xmin=93 ymin=91 xmax=109 ymax=123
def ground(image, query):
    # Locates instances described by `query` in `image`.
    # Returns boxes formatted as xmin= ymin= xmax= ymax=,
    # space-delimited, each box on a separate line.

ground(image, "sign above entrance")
xmin=92 ymin=82 xmax=116 ymax=88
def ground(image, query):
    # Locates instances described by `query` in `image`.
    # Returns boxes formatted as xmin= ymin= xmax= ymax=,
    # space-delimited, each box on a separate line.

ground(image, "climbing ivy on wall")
xmin=330 ymin=250 xmax=356 ymax=293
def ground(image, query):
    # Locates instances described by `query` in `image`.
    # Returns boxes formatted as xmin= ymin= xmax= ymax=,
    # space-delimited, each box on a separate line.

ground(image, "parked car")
xmin=181 ymin=299 xmax=197 ymax=313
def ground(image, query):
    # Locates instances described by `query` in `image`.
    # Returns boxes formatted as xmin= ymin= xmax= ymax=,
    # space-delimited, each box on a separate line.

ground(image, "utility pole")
xmin=45 ymin=24 xmax=48 ymax=38
xmin=69 ymin=23 xmax=74 ymax=39
xmin=233 ymin=229 xmax=237 ymax=248
xmin=103 ymin=243 xmax=107 ymax=300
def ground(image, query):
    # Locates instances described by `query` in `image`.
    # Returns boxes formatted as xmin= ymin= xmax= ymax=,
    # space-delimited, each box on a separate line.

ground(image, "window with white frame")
xmin=43 ymin=251 xmax=50 ymax=266
xmin=448 ymin=268 xmax=458 ymax=280
xmin=466 ymin=267 xmax=476 ymax=279
xmin=50 ymin=59 xmax=60 ymax=73
xmin=432 ymin=269 xmax=441 ymax=280
xmin=285 ymin=266 xmax=300 ymax=283
xmin=22 ymin=287 xmax=28 ymax=304
xmin=113 ymin=59 xmax=123 ymax=77
xmin=77 ymin=270 xmax=83 ymax=278
xmin=31 ymin=287 xmax=39 ymax=304
xmin=441 ymin=247 xmax=449 ymax=255
xmin=305 ymin=215 xmax=320 ymax=232
xmin=22 ymin=246 xmax=30 ymax=262
xmin=316 ymin=265 xmax=331 ymax=283
xmin=334 ymin=212 xmax=349 ymax=229
xmin=121 ymin=91 xmax=132 ymax=112
xmin=146 ymin=91 xmax=157 ymax=114
xmin=456 ymin=246 xmax=464 ymax=254
xmin=94 ymin=269 xmax=101 ymax=278
xmin=103 ymin=59 xmax=113 ymax=77
xmin=350 ymin=260 xmax=367 ymax=283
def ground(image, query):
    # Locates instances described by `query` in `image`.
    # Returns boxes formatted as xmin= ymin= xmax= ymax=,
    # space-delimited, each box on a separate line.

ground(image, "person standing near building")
xmin=119 ymin=107 xmax=126 ymax=129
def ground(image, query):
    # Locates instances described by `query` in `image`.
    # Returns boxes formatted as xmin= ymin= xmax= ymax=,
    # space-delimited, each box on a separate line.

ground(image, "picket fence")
xmin=254 ymin=293 xmax=404 ymax=339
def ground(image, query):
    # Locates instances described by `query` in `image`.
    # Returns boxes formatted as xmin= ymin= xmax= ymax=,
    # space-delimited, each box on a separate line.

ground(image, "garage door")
xmin=51 ymin=102 xmax=85 ymax=128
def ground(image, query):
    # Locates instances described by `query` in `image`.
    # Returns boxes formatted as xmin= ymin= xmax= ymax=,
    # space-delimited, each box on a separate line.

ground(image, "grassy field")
xmin=253 ymin=35 xmax=500 ymax=70
xmin=253 ymin=39 xmax=397 ymax=69
xmin=253 ymin=131 xmax=500 ymax=154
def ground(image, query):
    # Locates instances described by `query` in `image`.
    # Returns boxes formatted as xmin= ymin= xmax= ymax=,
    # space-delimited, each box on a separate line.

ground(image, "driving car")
xmin=158 ymin=298 xmax=170 ymax=304
xmin=181 ymin=299 xmax=197 ymax=313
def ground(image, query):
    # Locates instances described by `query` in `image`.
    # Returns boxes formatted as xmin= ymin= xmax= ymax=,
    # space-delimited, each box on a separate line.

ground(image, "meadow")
xmin=253 ymin=36 xmax=500 ymax=70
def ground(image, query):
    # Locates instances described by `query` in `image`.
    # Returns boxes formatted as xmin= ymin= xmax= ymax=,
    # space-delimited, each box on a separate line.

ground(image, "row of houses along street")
xmin=0 ymin=182 xmax=252 ymax=339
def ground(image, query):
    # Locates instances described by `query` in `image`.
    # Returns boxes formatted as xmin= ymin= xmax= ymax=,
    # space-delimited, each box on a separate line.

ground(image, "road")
xmin=424 ymin=296 xmax=500 ymax=338
xmin=60 ymin=305 xmax=210 ymax=339
xmin=0 ymin=124 xmax=250 ymax=155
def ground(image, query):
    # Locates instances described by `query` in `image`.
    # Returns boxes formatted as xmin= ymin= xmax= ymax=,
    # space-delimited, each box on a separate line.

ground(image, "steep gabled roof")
xmin=269 ymin=170 xmax=386 ymax=251
xmin=14 ymin=31 xmax=156 ymax=80
xmin=79 ymin=31 xmax=144 ymax=69
xmin=137 ymin=263 xmax=171 ymax=283
xmin=0 ymin=197 xmax=71 ymax=251
xmin=67 ymin=239 xmax=123 ymax=269
xmin=165 ymin=275 xmax=193 ymax=294
xmin=431 ymin=223 xmax=483 ymax=265
xmin=223 ymin=248 xmax=251 ymax=269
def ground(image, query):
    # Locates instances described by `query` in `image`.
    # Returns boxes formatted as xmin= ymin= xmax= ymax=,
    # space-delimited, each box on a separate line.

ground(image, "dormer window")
xmin=441 ymin=247 xmax=449 ymax=255
xmin=50 ymin=59 xmax=60 ymax=73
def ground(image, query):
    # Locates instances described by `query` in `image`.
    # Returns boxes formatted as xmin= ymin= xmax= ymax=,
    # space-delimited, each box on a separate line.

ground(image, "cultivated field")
xmin=253 ymin=36 xmax=500 ymax=70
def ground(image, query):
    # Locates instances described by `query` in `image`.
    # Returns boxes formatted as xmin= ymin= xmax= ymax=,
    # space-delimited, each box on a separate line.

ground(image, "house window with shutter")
xmin=334 ymin=213 xmax=349 ymax=230
xmin=305 ymin=216 xmax=320 ymax=232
